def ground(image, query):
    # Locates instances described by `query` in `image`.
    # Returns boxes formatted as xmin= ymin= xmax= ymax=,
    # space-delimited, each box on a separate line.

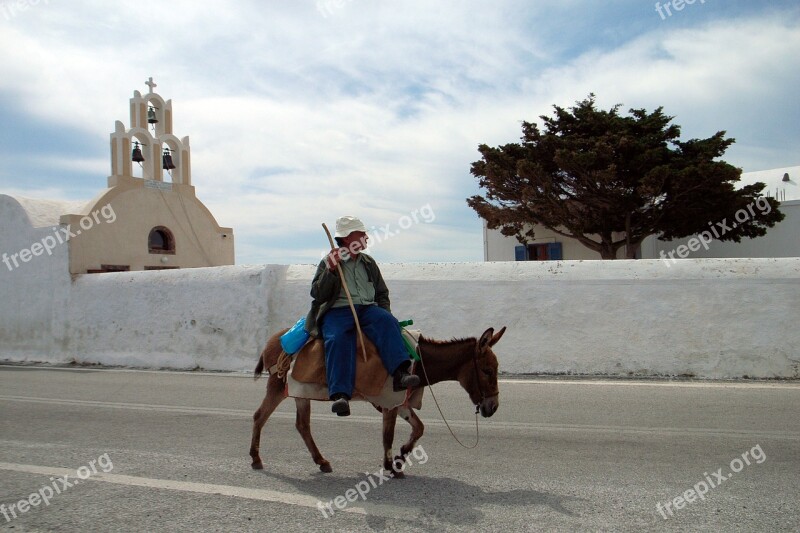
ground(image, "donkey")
xmin=249 ymin=326 xmax=506 ymax=477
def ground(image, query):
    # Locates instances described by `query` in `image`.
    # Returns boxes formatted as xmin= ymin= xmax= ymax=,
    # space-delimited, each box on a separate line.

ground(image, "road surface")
xmin=1 ymin=365 xmax=798 ymax=531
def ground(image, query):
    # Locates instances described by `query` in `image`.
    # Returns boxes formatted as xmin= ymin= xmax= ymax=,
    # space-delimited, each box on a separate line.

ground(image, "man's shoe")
xmin=393 ymin=368 xmax=420 ymax=392
xmin=331 ymin=395 xmax=350 ymax=417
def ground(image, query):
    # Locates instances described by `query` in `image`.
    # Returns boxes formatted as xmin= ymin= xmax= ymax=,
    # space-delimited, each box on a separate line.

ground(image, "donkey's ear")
xmin=490 ymin=326 xmax=506 ymax=346
xmin=478 ymin=328 xmax=495 ymax=352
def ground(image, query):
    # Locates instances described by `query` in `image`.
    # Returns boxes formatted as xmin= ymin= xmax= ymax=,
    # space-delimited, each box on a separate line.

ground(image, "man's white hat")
xmin=334 ymin=216 xmax=367 ymax=238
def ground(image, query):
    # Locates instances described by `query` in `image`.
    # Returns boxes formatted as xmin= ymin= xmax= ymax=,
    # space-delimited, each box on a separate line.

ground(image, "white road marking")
xmin=0 ymin=461 xmax=366 ymax=515
xmin=2 ymin=365 xmax=798 ymax=388
xmin=1 ymin=395 xmax=798 ymax=440
xmin=498 ymin=379 xmax=800 ymax=389
xmin=0 ymin=364 xmax=248 ymax=377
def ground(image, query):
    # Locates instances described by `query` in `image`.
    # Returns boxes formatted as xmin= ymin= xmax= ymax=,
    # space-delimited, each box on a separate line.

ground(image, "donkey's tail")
xmin=254 ymin=329 xmax=291 ymax=381
xmin=254 ymin=351 xmax=265 ymax=380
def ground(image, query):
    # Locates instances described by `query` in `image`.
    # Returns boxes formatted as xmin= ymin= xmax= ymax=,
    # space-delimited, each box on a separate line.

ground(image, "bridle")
xmin=470 ymin=349 xmax=488 ymax=414
xmin=414 ymin=339 xmax=494 ymax=449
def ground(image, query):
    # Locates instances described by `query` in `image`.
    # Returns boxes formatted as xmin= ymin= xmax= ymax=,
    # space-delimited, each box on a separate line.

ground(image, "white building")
xmin=483 ymin=166 xmax=800 ymax=262
xmin=0 ymin=79 xmax=234 ymax=275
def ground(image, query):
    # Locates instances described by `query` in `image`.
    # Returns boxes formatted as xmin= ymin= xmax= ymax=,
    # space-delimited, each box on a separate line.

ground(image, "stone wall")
xmin=1 ymin=256 xmax=798 ymax=378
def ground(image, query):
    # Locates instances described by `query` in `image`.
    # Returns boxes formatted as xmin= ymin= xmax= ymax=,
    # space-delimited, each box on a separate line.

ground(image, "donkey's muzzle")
xmin=479 ymin=395 xmax=499 ymax=417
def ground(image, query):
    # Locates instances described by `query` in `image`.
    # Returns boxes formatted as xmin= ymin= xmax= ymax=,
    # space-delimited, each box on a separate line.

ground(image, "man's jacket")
xmin=304 ymin=253 xmax=391 ymax=338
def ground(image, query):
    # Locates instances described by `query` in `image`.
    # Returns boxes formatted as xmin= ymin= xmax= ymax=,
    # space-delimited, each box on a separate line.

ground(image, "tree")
xmin=467 ymin=95 xmax=784 ymax=259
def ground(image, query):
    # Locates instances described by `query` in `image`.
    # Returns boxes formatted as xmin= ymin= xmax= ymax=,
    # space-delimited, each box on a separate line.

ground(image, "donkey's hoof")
xmin=251 ymin=461 xmax=264 ymax=470
xmin=319 ymin=462 xmax=333 ymax=473
xmin=391 ymin=469 xmax=405 ymax=479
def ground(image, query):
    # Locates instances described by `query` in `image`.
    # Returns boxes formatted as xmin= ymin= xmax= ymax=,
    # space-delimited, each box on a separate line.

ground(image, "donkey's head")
xmin=459 ymin=326 xmax=506 ymax=418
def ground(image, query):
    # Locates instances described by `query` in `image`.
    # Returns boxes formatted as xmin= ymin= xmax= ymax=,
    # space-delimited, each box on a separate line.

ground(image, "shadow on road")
xmin=259 ymin=469 xmax=583 ymax=530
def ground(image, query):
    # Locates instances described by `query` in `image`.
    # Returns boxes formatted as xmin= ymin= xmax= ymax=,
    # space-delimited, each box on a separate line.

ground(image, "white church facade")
xmin=0 ymin=79 xmax=234 ymax=275
xmin=483 ymin=165 xmax=800 ymax=262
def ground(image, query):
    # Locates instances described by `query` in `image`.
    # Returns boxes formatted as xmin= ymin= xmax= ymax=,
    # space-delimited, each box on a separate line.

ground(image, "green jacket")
xmin=304 ymin=253 xmax=391 ymax=338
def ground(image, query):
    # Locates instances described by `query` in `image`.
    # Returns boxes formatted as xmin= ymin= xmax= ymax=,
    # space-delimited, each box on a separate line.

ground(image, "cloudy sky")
xmin=0 ymin=0 xmax=798 ymax=265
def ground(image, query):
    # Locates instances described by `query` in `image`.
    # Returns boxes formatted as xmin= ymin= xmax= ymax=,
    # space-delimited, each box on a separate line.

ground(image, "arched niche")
xmin=148 ymin=225 xmax=176 ymax=255
xmin=130 ymin=90 xmax=173 ymax=137
xmin=158 ymin=134 xmax=191 ymax=185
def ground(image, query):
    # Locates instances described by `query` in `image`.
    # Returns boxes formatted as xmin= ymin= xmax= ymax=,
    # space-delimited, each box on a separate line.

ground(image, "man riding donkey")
xmin=305 ymin=215 xmax=420 ymax=417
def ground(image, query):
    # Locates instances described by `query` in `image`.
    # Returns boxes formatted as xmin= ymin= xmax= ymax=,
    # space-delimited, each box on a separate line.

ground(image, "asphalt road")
xmin=1 ymin=365 xmax=798 ymax=532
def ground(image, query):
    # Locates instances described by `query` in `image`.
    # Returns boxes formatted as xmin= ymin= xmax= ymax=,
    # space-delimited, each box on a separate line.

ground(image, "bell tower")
xmin=108 ymin=78 xmax=192 ymax=187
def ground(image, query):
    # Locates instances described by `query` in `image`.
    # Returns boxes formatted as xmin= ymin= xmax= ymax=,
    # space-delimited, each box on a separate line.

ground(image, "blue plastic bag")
xmin=280 ymin=316 xmax=310 ymax=354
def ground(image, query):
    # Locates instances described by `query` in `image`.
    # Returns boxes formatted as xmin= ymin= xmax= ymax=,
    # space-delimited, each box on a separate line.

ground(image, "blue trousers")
xmin=320 ymin=305 xmax=410 ymax=398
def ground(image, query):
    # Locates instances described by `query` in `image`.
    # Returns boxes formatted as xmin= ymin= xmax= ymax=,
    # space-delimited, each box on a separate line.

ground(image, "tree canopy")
xmin=467 ymin=95 xmax=784 ymax=259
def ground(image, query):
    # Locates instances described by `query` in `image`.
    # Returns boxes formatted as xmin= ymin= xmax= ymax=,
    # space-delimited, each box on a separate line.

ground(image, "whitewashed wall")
xmin=0 ymin=196 xmax=72 ymax=359
xmin=381 ymin=259 xmax=800 ymax=378
xmin=1 ymin=257 xmax=798 ymax=378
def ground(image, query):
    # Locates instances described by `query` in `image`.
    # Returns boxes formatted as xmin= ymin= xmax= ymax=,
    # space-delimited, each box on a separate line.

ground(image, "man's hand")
xmin=326 ymin=248 xmax=349 ymax=271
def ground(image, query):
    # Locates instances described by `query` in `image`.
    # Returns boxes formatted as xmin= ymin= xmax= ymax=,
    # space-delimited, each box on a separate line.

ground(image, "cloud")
xmin=525 ymin=14 xmax=800 ymax=167
xmin=0 ymin=1 xmax=798 ymax=265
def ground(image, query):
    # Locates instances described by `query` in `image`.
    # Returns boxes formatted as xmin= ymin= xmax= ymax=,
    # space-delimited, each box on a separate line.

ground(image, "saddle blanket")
xmin=285 ymin=329 xmax=424 ymax=411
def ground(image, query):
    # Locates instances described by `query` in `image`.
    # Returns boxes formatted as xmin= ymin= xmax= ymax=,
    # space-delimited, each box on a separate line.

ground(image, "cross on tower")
xmin=145 ymin=77 xmax=157 ymax=94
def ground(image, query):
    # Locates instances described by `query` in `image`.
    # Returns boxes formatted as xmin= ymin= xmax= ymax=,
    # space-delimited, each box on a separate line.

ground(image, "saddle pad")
xmin=289 ymin=336 xmax=388 ymax=397
xmin=286 ymin=362 xmax=424 ymax=411
xmin=286 ymin=328 xmax=425 ymax=410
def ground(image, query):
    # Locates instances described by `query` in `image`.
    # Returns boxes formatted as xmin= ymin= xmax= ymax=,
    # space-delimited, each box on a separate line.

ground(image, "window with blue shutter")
xmin=515 ymin=242 xmax=562 ymax=261
xmin=547 ymin=242 xmax=563 ymax=260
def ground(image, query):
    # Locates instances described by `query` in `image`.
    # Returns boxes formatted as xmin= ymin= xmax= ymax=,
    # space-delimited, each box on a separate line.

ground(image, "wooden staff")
xmin=322 ymin=223 xmax=368 ymax=363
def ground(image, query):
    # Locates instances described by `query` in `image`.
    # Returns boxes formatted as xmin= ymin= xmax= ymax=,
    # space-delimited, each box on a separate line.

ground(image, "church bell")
xmin=131 ymin=141 xmax=145 ymax=163
xmin=162 ymin=148 xmax=176 ymax=170
xmin=147 ymin=106 xmax=158 ymax=124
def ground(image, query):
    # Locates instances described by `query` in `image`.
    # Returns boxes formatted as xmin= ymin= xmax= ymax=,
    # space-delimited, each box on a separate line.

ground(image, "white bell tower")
xmin=108 ymin=78 xmax=192 ymax=187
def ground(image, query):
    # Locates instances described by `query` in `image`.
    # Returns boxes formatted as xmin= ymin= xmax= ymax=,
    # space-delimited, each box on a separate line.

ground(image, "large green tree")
xmin=468 ymin=95 xmax=784 ymax=259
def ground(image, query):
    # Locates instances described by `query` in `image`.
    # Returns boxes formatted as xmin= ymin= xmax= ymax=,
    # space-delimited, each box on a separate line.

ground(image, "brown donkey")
xmin=249 ymin=326 xmax=506 ymax=477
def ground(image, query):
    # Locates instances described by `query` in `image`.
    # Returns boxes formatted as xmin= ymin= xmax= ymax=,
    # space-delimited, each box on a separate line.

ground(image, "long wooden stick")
xmin=322 ymin=223 xmax=368 ymax=363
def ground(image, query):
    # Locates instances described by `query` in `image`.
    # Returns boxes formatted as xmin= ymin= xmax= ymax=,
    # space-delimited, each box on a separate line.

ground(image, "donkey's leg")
xmin=398 ymin=407 xmax=425 ymax=459
xmin=382 ymin=406 xmax=404 ymax=478
xmin=250 ymin=374 xmax=286 ymax=470
xmin=295 ymin=398 xmax=333 ymax=473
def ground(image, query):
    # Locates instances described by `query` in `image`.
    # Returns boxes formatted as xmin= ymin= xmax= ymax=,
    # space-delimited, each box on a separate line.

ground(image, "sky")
xmin=0 ymin=0 xmax=798 ymax=265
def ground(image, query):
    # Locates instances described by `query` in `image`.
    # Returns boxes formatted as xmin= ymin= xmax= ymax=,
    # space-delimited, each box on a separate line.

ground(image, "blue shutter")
xmin=514 ymin=245 xmax=528 ymax=261
xmin=547 ymin=242 xmax=563 ymax=260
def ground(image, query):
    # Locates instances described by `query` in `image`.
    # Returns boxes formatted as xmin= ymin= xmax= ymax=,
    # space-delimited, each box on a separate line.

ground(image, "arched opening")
xmin=148 ymin=226 xmax=175 ymax=254
xmin=144 ymin=94 xmax=167 ymax=138
xmin=131 ymin=133 xmax=151 ymax=180
xmin=161 ymin=139 xmax=179 ymax=182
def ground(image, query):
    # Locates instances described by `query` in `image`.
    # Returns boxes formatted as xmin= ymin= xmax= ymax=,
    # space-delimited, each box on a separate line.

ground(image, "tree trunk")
xmin=625 ymin=240 xmax=641 ymax=259
xmin=625 ymin=213 xmax=632 ymax=257
xmin=599 ymin=240 xmax=618 ymax=259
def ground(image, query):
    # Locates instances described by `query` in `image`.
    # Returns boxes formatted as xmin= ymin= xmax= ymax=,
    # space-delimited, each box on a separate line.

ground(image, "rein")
xmin=470 ymin=348 xmax=487 ymax=410
xmin=414 ymin=341 xmax=482 ymax=449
